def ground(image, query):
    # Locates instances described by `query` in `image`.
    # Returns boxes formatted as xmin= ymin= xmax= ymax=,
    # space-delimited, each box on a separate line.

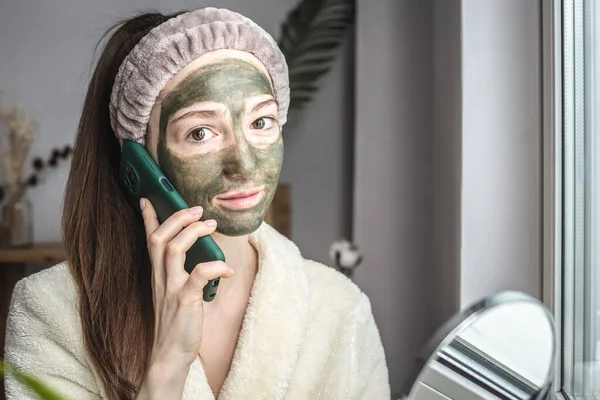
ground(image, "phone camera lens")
xmin=212 ymin=279 xmax=220 ymax=287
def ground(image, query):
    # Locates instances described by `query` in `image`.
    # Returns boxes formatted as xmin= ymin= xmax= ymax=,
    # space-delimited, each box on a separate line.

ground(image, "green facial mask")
xmin=158 ymin=59 xmax=284 ymax=236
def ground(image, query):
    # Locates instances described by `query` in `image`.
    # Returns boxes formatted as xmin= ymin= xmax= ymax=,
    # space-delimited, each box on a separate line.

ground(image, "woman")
xmin=5 ymin=7 xmax=390 ymax=400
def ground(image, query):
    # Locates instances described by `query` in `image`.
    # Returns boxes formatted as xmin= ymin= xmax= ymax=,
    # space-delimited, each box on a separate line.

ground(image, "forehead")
xmin=166 ymin=60 xmax=273 ymax=107
xmin=158 ymin=49 xmax=273 ymax=103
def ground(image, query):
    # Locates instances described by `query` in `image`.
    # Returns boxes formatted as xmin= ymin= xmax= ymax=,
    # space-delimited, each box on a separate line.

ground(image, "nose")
xmin=222 ymin=137 xmax=258 ymax=181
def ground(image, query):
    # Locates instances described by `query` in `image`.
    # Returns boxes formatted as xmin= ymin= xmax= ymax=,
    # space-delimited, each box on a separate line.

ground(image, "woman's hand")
xmin=135 ymin=198 xmax=233 ymax=400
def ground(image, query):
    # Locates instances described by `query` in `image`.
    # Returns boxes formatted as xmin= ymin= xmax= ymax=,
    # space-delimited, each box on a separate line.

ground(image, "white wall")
xmin=460 ymin=0 xmax=542 ymax=307
xmin=431 ymin=0 xmax=462 ymax=331
xmin=280 ymin=38 xmax=354 ymax=265
xmin=355 ymin=0 xmax=544 ymax=395
xmin=354 ymin=0 xmax=434 ymax=395
xmin=0 ymin=0 xmax=353 ymax=265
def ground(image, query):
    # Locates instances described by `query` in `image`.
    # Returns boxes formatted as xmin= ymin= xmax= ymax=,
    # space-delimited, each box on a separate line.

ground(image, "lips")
xmin=216 ymin=188 xmax=264 ymax=200
xmin=214 ymin=187 xmax=265 ymax=210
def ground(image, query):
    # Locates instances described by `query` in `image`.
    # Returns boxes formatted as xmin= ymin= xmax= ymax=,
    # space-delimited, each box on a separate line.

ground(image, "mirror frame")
xmin=400 ymin=290 xmax=556 ymax=399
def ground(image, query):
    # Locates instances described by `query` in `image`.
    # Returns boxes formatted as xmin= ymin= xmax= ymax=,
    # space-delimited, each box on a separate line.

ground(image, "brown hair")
xmin=62 ymin=11 xmax=186 ymax=399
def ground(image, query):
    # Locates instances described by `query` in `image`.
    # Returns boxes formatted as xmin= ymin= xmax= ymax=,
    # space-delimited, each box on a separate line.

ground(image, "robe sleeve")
xmin=4 ymin=278 xmax=102 ymax=400
xmin=352 ymin=293 xmax=391 ymax=400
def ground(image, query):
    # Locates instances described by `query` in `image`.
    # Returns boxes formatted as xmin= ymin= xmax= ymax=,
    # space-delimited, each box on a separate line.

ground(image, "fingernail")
xmin=188 ymin=206 xmax=203 ymax=215
xmin=140 ymin=198 xmax=146 ymax=210
xmin=205 ymin=219 xmax=217 ymax=227
xmin=229 ymin=267 xmax=235 ymax=274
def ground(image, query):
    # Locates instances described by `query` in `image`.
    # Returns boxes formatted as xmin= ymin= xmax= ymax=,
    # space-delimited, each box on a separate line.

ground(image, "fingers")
xmin=165 ymin=219 xmax=218 ymax=260
xmin=141 ymin=199 xmax=221 ymax=296
xmin=146 ymin=204 xmax=205 ymax=250
xmin=164 ymin=219 xmax=219 ymax=283
xmin=181 ymin=261 xmax=234 ymax=302
xmin=140 ymin=199 xmax=164 ymax=299
xmin=140 ymin=198 xmax=159 ymax=237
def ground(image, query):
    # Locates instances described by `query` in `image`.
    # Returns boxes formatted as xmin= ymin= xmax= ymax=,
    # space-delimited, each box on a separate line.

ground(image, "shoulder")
xmin=304 ymin=259 xmax=364 ymax=300
xmin=6 ymin=261 xmax=83 ymax=353
xmin=6 ymin=261 xmax=85 ymax=365
xmin=9 ymin=261 xmax=79 ymax=322
xmin=303 ymin=259 xmax=374 ymax=326
xmin=12 ymin=260 xmax=76 ymax=294
xmin=5 ymin=262 xmax=102 ymax=398
xmin=304 ymin=259 xmax=366 ymax=305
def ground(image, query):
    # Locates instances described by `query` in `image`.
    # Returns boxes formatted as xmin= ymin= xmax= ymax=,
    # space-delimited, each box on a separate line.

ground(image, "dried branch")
xmin=0 ymin=90 xmax=38 ymax=186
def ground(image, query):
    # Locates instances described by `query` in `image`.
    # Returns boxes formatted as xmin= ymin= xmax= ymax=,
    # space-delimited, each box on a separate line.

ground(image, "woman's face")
xmin=146 ymin=50 xmax=284 ymax=237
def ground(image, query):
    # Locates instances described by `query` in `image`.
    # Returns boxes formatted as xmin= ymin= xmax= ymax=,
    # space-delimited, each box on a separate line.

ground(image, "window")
xmin=556 ymin=0 xmax=600 ymax=398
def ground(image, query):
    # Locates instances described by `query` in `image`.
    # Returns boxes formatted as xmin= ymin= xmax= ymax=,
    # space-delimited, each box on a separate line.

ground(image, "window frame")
xmin=544 ymin=0 xmax=600 ymax=398
xmin=542 ymin=0 xmax=564 ymax=397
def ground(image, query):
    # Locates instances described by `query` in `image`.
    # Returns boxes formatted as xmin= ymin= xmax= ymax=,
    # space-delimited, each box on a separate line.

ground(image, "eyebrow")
xmin=251 ymin=99 xmax=278 ymax=113
xmin=169 ymin=98 xmax=278 ymax=124
xmin=171 ymin=108 xmax=226 ymax=123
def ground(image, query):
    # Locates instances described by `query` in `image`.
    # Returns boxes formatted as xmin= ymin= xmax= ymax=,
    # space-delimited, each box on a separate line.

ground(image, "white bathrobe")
xmin=4 ymin=223 xmax=390 ymax=399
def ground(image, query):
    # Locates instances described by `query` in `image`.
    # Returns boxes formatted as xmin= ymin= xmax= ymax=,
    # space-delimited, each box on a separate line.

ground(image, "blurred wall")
xmin=431 ymin=0 xmax=462 ymax=334
xmin=354 ymin=0 xmax=543 ymax=397
xmin=460 ymin=0 xmax=542 ymax=306
xmin=354 ymin=0 xmax=435 ymax=395
xmin=0 ymin=0 xmax=354 ymax=265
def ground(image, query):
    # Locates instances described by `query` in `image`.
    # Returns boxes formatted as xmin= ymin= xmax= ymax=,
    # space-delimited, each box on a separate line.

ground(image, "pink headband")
xmin=109 ymin=7 xmax=290 ymax=145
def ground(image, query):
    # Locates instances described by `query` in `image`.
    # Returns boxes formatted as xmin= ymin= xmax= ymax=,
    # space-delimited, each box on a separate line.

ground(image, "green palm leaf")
xmin=277 ymin=0 xmax=355 ymax=110
xmin=1 ymin=358 xmax=65 ymax=400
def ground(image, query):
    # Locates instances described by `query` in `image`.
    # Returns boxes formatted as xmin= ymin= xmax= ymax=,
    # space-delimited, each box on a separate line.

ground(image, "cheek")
xmin=169 ymin=156 xmax=222 ymax=189
xmin=256 ymin=140 xmax=284 ymax=177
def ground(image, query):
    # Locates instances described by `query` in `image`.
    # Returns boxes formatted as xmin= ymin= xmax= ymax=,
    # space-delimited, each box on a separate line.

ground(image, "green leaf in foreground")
xmin=1 ymin=359 xmax=65 ymax=400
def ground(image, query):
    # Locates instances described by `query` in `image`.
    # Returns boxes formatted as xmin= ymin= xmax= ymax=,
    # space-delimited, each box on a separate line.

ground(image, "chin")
xmin=214 ymin=217 xmax=264 ymax=237
xmin=211 ymin=192 xmax=276 ymax=237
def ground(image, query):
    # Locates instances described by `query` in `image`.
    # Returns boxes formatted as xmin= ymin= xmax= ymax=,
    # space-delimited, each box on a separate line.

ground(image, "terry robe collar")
xmin=182 ymin=223 xmax=310 ymax=399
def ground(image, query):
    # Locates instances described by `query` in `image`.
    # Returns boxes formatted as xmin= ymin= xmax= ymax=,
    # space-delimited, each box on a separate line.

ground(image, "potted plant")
xmin=0 ymin=90 xmax=72 ymax=248
xmin=278 ymin=0 xmax=355 ymax=111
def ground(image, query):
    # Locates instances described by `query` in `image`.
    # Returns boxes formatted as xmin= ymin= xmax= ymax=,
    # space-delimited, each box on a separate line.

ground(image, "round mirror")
xmin=400 ymin=291 xmax=556 ymax=400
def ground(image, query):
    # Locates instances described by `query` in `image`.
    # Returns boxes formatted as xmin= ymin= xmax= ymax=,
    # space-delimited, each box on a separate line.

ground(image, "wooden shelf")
xmin=0 ymin=243 xmax=66 ymax=264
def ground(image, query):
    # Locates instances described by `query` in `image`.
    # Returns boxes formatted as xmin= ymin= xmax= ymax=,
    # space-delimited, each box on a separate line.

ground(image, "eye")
xmin=251 ymin=117 xmax=274 ymax=130
xmin=187 ymin=127 xmax=213 ymax=143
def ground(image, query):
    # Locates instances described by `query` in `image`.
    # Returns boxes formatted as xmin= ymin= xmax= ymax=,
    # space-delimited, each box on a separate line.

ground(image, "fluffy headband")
xmin=109 ymin=7 xmax=290 ymax=145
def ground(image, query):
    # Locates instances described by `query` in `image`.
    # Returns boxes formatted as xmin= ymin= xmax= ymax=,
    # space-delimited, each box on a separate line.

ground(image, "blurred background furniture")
xmin=0 ymin=244 xmax=66 ymax=399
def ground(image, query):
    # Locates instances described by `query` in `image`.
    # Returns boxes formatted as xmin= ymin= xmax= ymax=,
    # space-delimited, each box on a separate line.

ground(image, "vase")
xmin=0 ymin=189 xmax=33 ymax=248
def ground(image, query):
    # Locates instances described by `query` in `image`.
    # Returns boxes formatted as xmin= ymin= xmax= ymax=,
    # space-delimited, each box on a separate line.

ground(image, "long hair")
xmin=62 ymin=11 xmax=185 ymax=399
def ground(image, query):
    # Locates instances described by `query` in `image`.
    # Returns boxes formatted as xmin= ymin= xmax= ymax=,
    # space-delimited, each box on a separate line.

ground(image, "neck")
xmin=211 ymin=232 xmax=252 ymax=264
xmin=210 ymin=231 xmax=258 ymax=299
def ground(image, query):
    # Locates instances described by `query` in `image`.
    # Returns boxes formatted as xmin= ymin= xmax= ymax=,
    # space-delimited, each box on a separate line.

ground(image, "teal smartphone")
xmin=118 ymin=139 xmax=225 ymax=302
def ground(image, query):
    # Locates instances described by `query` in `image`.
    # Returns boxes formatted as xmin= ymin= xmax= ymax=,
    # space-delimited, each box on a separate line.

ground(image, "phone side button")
xmin=160 ymin=177 xmax=174 ymax=191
